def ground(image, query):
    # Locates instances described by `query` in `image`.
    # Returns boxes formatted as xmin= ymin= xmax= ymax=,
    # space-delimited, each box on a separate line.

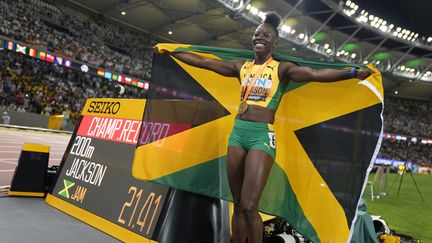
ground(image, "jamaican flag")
xmin=132 ymin=43 xmax=384 ymax=242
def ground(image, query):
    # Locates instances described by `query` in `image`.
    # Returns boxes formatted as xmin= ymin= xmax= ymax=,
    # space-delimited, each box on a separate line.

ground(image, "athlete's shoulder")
xmin=267 ymin=60 xmax=279 ymax=72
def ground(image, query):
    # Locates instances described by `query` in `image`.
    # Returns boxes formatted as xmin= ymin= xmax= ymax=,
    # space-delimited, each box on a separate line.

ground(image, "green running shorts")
xmin=228 ymin=119 xmax=276 ymax=160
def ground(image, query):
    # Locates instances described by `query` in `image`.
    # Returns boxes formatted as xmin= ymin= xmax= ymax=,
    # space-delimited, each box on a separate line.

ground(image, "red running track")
xmin=0 ymin=127 xmax=71 ymax=188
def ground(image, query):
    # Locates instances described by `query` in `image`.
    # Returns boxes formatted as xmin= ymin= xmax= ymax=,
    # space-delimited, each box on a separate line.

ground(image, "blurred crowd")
xmin=0 ymin=0 xmax=155 ymax=80
xmin=0 ymin=0 xmax=429 ymax=166
xmin=378 ymin=139 xmax=431 ymax=167
xmin=0 ymin=50 xmax=146 ymax=124
xmin=384 ymin=97 xmax=432 ymax=138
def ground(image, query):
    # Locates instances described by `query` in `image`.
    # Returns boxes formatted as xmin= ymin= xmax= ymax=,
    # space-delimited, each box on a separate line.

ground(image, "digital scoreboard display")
xmin=46 ymin=98 xmax=170 ymax=242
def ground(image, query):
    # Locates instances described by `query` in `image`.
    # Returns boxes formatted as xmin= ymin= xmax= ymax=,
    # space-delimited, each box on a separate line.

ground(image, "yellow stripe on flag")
xmin=133 ymin=117 xmax=230 ymax=180
xmin=273 ymin=67 xmax=382 ymax=241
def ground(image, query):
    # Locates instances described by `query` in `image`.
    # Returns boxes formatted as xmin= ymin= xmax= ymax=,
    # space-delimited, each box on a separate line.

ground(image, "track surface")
xmin=0 ymin=127 xmax=71 ymax=188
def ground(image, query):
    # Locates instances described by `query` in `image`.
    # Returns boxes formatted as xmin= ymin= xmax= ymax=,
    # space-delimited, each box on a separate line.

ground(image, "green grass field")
xmin=362 ymin=173 xmax=432 ymax=242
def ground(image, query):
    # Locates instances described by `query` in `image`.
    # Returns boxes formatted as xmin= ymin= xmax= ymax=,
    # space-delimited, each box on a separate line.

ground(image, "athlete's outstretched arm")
xmin=280 ymin=62 xmax=373 ymax=83
xmin=167 ymin=52 xmax=243 ymax=78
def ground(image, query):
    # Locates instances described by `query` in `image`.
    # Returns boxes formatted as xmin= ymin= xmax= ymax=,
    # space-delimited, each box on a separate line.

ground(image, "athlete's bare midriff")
xmin=236 ymin=104 xmax=275 ymax=124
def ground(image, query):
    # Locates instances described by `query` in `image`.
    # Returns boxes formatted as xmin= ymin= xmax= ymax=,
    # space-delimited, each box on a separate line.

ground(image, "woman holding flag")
xmin=158 ymin=12 xmax=373 ymax=243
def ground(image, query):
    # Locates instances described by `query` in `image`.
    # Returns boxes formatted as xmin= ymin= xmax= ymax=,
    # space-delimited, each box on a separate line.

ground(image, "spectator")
xmin=2 ymin=111 xmax=10 ymax=125
xmin=0 ymin=0 xmax=155 ymax=80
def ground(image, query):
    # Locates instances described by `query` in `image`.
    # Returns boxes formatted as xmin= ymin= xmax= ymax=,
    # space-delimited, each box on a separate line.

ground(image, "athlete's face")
xmin=252 ymin=24 xmax=278 ymax=56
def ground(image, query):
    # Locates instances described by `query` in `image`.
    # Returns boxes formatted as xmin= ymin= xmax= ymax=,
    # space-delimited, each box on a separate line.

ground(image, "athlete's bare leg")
xmin=240 ymin=149 xmax=273 ymax=243
xmin=227 ymin=145 xmax=247 ymax=243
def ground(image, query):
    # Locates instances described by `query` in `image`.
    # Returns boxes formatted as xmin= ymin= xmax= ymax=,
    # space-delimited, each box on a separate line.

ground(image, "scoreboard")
xmin=46 ymin=98 xmax=231 ymax=243
xmin=46 ymin=98 xmax=169 ymax=242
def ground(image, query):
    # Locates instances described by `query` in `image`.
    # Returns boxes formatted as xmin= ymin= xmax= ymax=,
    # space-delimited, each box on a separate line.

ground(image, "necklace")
xmin=238 ymin=57 xmax=273 ymax=114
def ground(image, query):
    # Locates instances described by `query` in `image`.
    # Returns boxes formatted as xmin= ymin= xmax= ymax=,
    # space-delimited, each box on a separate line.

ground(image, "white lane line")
xmin=0 ymin=150 xmax=66 ymax=154
xmin=0 ymin=161 xmax=17 ymax=165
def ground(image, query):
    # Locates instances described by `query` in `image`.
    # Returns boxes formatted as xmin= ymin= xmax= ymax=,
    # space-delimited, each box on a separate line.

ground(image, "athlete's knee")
xmin=239 ymin=200 xmax=258 ymax=219
xmin=233 ymin=202 xmax=242 ymax=215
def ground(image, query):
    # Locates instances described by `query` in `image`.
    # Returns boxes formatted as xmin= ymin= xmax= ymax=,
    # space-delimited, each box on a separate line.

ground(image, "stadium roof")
xmin=65 ymin=0 xmax=432 ymax=100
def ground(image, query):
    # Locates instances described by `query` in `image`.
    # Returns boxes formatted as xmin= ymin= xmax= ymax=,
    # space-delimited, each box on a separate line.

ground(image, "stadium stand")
xmin=0 ymin=0 xmax=154 ymax=80
xmin=0 ymin=0 xmax=429 ymax=167
xmin=0 ymin=50 xmax=146 ymax=125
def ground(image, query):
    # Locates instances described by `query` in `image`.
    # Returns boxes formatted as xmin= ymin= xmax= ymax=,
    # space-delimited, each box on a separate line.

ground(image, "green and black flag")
xmin=133 ymin=43 xmax=384 ymax=242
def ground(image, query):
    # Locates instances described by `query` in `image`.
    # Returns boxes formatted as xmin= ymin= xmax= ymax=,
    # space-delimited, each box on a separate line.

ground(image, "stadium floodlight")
xmin=323 ymin=43 xmax=330 ymax=49
xmin=168 ymin=31 xmax=173 ymax=35
xmin=369 ymin=15 xmax=374 ymax=21
xmin=258 ymin=11 xmax=266 ymax=20
xmin=379 ymin=26 xmax=388 ymax=32
xmin=427 ymin=37 xmax=432 ymax=42
xmin=310 ymin=38 xmax=316 ymax=43
xmin=336 ymin=52 xmax=341 ymax=56
xmin=121 ymin=11 xmax=126 ymax=16
xmin=394 ymin=90 xmax=398 ymax=94
xmin=218 ymin=0 xmax=245 ymax=11
xmin=396 ymin=27 xmax=402 ymax=32
xmin=351 ymin=53 xmax=356 ymax=58
xmin=245 ymin=4 xmax=251 ymax=10
xmin=426 ymin=71 xmax=431 ymax=75
xmin=326 ymin=48 xmax=332 ymax=54
xmin=299 ymin=33 xmax=305 ymax=39
xmin=414 ymin=33 xmax=419 ymax=38
xmin=401 ymin=66 xmax=406 ymax=71
xmin=376 ymin=60 xmax=380 ymax=65
xmin=250 ymin=6 xmax=259 ymax=15
xmin=363 ymin=60 xmax=368 ymax=64
xmin=346 ymin=0 xmax=351 ymax=6
xmin=357 ymin=15 xmax=368 ymax=23
xmin=290 ymin=29 xmax=296 ymax=34
xmin=281 ymin=25 xmax=291 ymax=33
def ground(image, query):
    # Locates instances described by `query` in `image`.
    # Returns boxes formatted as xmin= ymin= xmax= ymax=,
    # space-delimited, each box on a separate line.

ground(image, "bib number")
xmin=268 ymin=132 xmax=276 ymax=149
